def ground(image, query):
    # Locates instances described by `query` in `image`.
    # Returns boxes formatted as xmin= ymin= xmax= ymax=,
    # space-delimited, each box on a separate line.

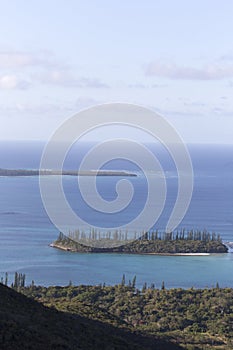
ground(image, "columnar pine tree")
xmin=121 ymin=274 xmax=125 ymax=287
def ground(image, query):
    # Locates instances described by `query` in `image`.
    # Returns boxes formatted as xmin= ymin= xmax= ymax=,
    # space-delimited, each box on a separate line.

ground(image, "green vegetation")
xmin=0 ymin=282 xmax=182 ymax=350
xmin=53 ymin=230 xmax=228 ymax=254
xmin=1 ymin=273 xmax=233 ymax=349
xmin=16 ymin=281 xmax=233 ymax=349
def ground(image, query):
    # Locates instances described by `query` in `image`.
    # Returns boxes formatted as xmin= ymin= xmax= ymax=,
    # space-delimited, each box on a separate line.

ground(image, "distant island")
xmin=51 ymin=230 xmax=228 ymax=255
xmin=0 ymin=168 xmax=137 ymax=177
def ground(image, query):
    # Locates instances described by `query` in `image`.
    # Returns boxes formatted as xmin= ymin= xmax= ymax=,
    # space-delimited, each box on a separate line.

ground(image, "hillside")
xmin=22 ymin=284 xmax=233 ymax=350
xmin=0 ymin=283 xmax=181 ymax=350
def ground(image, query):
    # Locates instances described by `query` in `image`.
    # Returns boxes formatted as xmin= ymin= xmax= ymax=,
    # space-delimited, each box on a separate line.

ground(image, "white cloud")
xmin=145 ymin=60 xmax=233 ymax=80
xmin=0 ymin=75 xmax=30 ymax=89
xmin=39 ymin=70 xmax=109 ymax=88
xmin=0 ymin=75 xmax=17 ymax=89
xmin=0 ymin=52 xmax=34 ymax=68
xmin=0 ymin=50 xmax=63 ymax=70
xmin=0 ymin=51 xmax=108 ymax=90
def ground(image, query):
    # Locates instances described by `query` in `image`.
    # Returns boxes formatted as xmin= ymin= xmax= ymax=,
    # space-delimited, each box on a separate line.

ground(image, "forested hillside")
xmin=19 ymin=282 xmax=233 ymax=349
xmin=0 ymin=283 xmax=181 ymax=350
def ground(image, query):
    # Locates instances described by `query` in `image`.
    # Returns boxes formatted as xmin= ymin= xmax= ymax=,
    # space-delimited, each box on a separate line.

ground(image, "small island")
xmin=51 ymin=230 xmax=228 ymax=255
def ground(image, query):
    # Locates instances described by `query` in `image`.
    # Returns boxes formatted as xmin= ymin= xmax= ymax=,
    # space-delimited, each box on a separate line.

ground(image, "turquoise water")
xmin=0 ymin=142 xmax=232 ymax=288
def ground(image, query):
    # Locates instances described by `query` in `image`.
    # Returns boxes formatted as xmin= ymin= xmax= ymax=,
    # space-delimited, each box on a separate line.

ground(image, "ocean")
xmin=0 ymin=141 xmax=232 ymax=289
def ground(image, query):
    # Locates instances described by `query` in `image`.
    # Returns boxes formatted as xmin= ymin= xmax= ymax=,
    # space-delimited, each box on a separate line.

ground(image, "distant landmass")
xmin=0 ymin=168 xmax=137 ymax=177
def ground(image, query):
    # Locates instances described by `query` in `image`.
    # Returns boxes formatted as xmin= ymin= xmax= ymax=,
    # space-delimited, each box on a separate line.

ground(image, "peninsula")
xmin=0 ymin=168 xmax=137 ymax=177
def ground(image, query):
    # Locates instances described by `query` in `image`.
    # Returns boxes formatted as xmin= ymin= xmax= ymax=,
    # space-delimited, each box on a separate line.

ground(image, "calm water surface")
xmin=0 ymin=142 xmax=232 ymax=288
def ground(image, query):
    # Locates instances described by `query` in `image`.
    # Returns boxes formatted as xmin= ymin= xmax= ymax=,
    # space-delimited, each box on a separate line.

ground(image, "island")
xmin=0 ymin=168 xmax=137 ymax=177
xmin=51 ymin=230 xmax=228 ymax=254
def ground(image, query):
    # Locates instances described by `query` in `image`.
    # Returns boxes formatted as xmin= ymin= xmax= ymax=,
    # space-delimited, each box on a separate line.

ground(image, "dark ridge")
xmin=0 ymin=283 xmax=181 ymax=350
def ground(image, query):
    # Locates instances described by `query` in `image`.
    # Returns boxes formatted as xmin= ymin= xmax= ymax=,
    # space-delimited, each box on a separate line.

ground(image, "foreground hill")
xmin=0 ymin=283 xmax=181 ymax=350
xmin=21 ymin=284 xmax=233 ymax=350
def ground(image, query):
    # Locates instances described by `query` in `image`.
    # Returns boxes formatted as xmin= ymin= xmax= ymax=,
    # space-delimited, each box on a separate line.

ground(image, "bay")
xmin=0 ymin=142 xmax=232 ymax=288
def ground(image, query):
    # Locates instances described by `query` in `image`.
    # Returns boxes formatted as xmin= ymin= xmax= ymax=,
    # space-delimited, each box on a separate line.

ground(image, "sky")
xmin=0 ymin=0 xmax=233 ymax=143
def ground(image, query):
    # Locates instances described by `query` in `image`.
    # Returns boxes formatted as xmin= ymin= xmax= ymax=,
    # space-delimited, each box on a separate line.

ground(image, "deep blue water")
xmin=0 ymin=141 xmax=232 ymax=288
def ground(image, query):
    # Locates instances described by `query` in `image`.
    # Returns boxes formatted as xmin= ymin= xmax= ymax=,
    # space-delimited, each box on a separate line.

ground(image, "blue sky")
xmin=0 ymin=0 xmax=233 ymax=143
